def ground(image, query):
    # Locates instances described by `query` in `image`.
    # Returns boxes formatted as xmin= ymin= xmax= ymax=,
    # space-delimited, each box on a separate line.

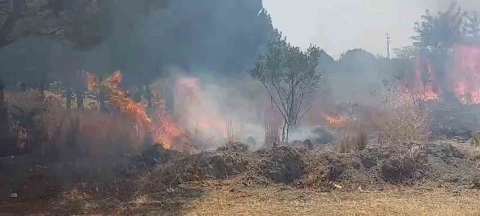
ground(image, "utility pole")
xmin=385 ymin=34 xmax=391 ymax=59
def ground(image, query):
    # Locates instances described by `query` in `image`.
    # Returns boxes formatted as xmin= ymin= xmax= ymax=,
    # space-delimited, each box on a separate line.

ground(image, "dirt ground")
xmin=2 ymin=141 xmax=480 ymax=215
xmin=2 ymin=179 xmax=479 ymax=216
xmin=182 ymin=183 xmax=480 ymax=216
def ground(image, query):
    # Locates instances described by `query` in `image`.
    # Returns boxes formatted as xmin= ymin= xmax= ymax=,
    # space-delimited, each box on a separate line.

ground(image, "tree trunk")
xmin=145 ymin=85 xmax=153 ymax=108
xmin=0 ymin=80 xmax=10 ymax=143
xmin=285 ymin=123 xmax=290 ymax=144
xmin=66 ymin=88 xmax=72 ymax=109
xmin=98 ymin=85 xmax=107 ymax=112
xmin=38 ymin=81 xmax=45 ymax=102
xmin=0 ymin=80 xmax=27 ymax=156
xmin=0 ymin=0 xmax=23 ymax=48
xmin=76 ymin=90 xmax=84 ymax=109
xmin=165 ymin=82 xmax=175 ymax=112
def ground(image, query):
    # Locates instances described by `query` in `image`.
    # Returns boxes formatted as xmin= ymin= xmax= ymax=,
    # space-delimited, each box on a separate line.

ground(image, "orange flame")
xmin=86 ymin=71 xmax=184 ymax=150
xmin=321 ymin=113 xmax=347 ymax=128
xmin=451 ymin=45 xmax=480 ymax=105
xmin=151 ymin=111 xmax=185 ymax=150
xmin=326 ymin=116 xmax=347 ymax=127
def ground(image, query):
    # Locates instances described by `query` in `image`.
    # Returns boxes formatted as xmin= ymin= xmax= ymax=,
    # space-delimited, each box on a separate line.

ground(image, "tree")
xmin=464 ymin=12 xmax=480 ymax=38
xmin=0 ymin=0 xmax=170 ymax=155
xmin=412 ymin=2 xmax=466 ymax=53
xmin=411 ymin=2 xmax=467 ymax=100
xmin=249 ymin=33 xmax=322 ymax=143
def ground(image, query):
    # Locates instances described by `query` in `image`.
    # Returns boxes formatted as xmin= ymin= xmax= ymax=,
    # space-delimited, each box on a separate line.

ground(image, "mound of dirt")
xmin=380 ymin=156 xmax=417 ymax=182
xmin=142 ymin=142 xmax=255 ymax=189
xmin=217 ymin=141 xmax=250 ymax=152
xmin=420 ymin=142 xmax=480 ymax=186
xmin=140 ymin=144 xmax=184 ymax=167
xmin=299 ymin=141 xmax=480 ymax=189
xmin=259 ymin=146 xmax=305 ymax=184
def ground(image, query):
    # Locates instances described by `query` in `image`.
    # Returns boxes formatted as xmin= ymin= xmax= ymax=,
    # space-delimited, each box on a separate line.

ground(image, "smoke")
xmin=0 ymin=0 xmax=273 ymax=87
xmin=151 ymin=66 xmax=270 ymax=150
xmin=421 ymin=0 xmax=480 ymax=12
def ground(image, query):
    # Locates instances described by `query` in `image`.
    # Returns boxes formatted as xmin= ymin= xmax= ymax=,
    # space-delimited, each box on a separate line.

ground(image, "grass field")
xmin=179 ymin=186 xmax=480 ymax=216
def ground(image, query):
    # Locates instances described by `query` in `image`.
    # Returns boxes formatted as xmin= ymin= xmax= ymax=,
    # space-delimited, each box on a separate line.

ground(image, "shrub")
xmin=368 ymin=88 xmax=431 ymax=147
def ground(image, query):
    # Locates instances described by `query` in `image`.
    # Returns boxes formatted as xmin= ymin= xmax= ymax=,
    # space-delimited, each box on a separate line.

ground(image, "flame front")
xmin=451 ymin=45 xmax=480 ymax=105
xmin=151 ymin=111 xmax=184 ymax=150
xmin=322 ymin=114 xmax=347 ymax=128
xmin=87 ymin=71 xmax=184 ymax=150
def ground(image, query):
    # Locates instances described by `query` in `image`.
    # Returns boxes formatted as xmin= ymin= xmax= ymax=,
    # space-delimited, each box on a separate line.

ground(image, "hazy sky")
xmin=263 ymin=0 xmax=480 ymax=59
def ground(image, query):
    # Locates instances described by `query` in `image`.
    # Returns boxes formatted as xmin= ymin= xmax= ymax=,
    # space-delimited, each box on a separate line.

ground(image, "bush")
xmin=369 ymin=91 xmax=431 ymax=147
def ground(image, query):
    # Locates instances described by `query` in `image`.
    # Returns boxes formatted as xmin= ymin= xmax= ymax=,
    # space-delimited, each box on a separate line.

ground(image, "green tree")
xmin=464 ymin=12 xmax=480 ymax=38
xmin=412 ymin=2 xmax=466 ymax=54
xmin=249 ymin=32 xmax=322 ymax=143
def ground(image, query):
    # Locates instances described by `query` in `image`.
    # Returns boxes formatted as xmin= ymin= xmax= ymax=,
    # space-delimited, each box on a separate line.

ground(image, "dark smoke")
xmin=0 ymin=0 xmax=274 ymax=88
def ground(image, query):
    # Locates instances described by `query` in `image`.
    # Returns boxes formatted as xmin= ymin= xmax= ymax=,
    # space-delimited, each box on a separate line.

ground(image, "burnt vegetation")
xmin=1 ymin=0 xmax=480 ymax=215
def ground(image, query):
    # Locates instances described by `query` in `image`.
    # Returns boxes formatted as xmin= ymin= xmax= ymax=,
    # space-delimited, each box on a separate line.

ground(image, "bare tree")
xmin=249 ymin=33 xmax=322 ymax=143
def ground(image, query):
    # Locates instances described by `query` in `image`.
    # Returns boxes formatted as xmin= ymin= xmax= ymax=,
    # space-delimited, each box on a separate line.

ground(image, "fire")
xmin=175 ymin=77 xmax=229 ymax=143
xmin=151 ymin=111 xmax=184 ymax=150
xmin=451 ymin=45 xmax=480 ymax=105
xmin=323 ymin=114 xmax=347 ymax=128
xmin=403 ymin=58 xmax=441 ymax=103
xmin=86 ymin=71 xmax=184 ymax=150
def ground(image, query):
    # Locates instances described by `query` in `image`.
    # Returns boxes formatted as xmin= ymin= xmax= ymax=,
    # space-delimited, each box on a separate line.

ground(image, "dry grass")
xmin=182 ymin=184 xmax=480 ymax=216
xmin=6 ymin=89 xmax=147 ymax=160
xmin=50 ymin=111 xmax=147 ymax=158
xmin=264 ymin=111 xmax=281 ymax=147
xmin=226 ymin=118 xmax=239 ymax=143
xmin=336 ymin=117 xmax=368 ymax=153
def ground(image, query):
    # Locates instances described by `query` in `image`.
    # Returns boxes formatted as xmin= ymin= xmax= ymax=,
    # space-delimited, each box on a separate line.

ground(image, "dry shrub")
xmin=370 ymin=91 xmax=431 ymax=147
xmin=335 ymin=117 xmax=368 ymax=153
xmin=49 ymin=111 xmax=146 ymax=160
xmin=6 ymin=89 xmax=66 ymax=154
xmin=259 ymin=146 xmax=305 ymax=184
xmin=263 ymin=110 xmax=281 ymax=147
xmin=138 ymin=142 xmax=255 ymax=192
xmin=380 ymin=142 xmax=423 ymax=182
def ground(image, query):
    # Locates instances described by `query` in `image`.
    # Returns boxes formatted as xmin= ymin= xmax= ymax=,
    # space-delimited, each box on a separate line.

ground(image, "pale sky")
xmin=263 ymin=0 xmax=480 ymax=59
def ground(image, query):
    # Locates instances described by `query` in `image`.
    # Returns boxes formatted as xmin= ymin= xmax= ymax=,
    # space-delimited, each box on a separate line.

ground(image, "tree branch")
xmin=298 ymin=104 xmax=314 ymax=128
xmin=261 ymin=81 xmax=287 ymax=122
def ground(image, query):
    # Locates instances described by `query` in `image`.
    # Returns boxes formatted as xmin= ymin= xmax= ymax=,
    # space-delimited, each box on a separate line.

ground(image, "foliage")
xmin=412 ymin=2 xmax=466 ymax=54
xmin=464 ymin=12 xmax=480 ymax=38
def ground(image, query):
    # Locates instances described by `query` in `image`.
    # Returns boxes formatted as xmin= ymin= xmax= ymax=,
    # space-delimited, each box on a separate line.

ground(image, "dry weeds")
xmin=335 ymin=117 xmax=368 ymax=153
xmin=183 ymin=184 xmax=480 ymax=216
xmin=370 ymin=92 xmax=431 ymax=147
